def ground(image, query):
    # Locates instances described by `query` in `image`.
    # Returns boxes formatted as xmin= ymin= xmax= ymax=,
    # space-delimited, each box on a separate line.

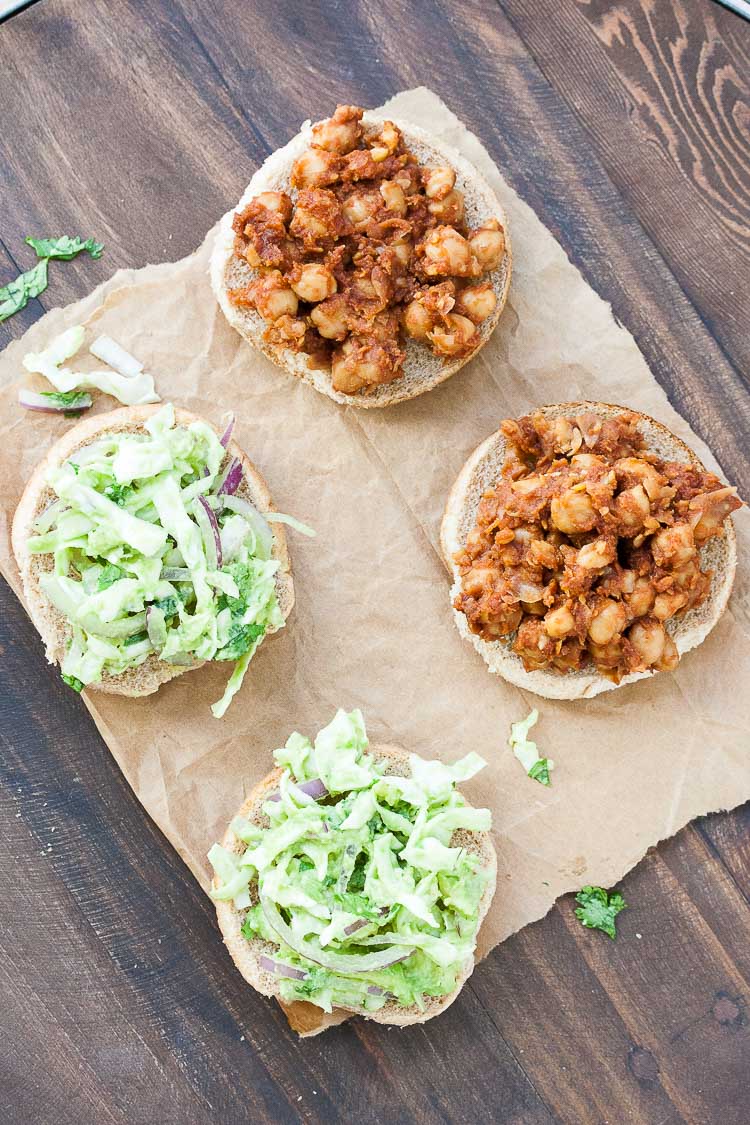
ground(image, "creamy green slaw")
xmin=28 ymin=403 xmax=287 ymax=716
xmin=209 ymin=710 xmax=493 ymax=1014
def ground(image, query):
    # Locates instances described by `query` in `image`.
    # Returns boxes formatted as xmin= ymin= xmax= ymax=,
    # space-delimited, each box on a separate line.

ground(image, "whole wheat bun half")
xmin=210 ymin=110 xmax=512 ymax=408
xmin=213 ymin=743 xmax=497 ymax=1027
xmin=440 ymin=401 xmax=738 ymax=700
xmin=11 ymin=405 xmax=294 ymax=698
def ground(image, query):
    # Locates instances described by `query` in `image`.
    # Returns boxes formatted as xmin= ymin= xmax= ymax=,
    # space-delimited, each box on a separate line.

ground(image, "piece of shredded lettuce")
xmin=23 ymin=325 xmax=160 ymax=406
xmin=508 ymin=709 xmax=554 ymax=786
xmin=28 ymin=402 xmax=294 ymax=715
xmin=208 ymin=710 xmax=493 ymax=1013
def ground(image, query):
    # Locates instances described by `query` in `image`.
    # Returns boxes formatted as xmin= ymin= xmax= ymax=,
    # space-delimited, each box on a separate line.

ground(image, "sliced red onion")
xmin=267 ymin=778 xmax=328 ymax=803
xmin=222 ymin=495 xmax=274 ymax=559
xmin=89 ymin=335 xmax=143 ymax=377
xmin=218 ymin=457 xmax=243 ymax=496
xmin=260 ymin=896 xmax=414 ymax=974
xmin=258 ymin=955 xmax=309 ymax=981
xmin=367 ymin=985 xmax=386 ymax=996
xmin=193 ymin=495 xmax=222 ymax=569
xmin=19 ymin=389 xmax=92 ymax=414
xmin=219 ymin=412 xmax=236 ymax=448
xmin=343 ymin=918 xmax=368 ymax=936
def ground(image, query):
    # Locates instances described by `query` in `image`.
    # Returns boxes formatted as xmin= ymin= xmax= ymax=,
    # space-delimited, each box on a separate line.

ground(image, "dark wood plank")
xmin=1 ymin=1 xmax=749 ymax=1122
xmin=499 ymin=0 xmax=750 ymax=374
xmin=0 ymin=581 xmax=555 ymax=1124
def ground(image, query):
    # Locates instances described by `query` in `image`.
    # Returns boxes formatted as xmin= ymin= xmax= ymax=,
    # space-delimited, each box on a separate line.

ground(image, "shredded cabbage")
xmin=28 ymin=403 xmax=290 ymax=714
xmin=508 ymin=709 xmax=554 ymax=786
xmin=209 ymin=710 xmax=493 ymax=1013
xmin=23 ymin=325 xmax=159 ymax=406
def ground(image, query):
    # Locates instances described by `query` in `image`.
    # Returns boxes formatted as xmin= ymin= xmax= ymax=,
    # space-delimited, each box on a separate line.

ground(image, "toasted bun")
xmin=440 ymin=402 xmax=739 ymax=700
xmin=213 ymin=743 xmax=497 ymax=1027
xmin=11 ymin=405 xmax=294 ymax=698
xmin=210 ymin=110 xmax=512 ymax=408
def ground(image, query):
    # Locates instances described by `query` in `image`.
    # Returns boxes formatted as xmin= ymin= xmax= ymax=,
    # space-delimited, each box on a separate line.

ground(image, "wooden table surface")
xmin=1 ymin=2 xmax=749 ymax=1122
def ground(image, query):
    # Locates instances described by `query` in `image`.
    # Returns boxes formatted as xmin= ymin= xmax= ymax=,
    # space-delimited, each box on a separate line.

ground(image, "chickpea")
xmin=552 ymin=417 xmax=575 ymax=451
xmin=577 ymin=537 xmax=616 ymax=570
xmin=369 ymin=120 xmax=400 ymax=162
xmin=627 ymin=576 xmax=655 ymax=617
xmin=652 ymin=522 xmax=696 ymax=568
xmin=311 ymin=106 xmax=362 ymax=154
xmin=522 ymin=600 xmax=546 ymax=616
xmin=342 ymin=190 xmax=380 ymax=228
xmin=419 ymin=226 xmax=479 ymax=278
xmin=587 ymin=639 xmax=624 ymax=671
xmin=249 ymin=271 xmax=298 ymax=321
xmin=290 ymin=145 xmax=340 ymax=189
xmin=468 ymin=219 xmax=506 ymax=271
xmin=511 ymin=475 xmax=545 ymax=496
xmin=690 ymin=486 xmax=740 ymax=543
xmin=588 ymin=600 xmax=629 ymax=646
xmin=570 ymin=453 xmax=604 ymax=473
xmin=550 ymin=489 xmax=597 ymax=534
xmin=266 ymin=314 xmax=307 ymax=347
xmin=462 ymin=566 xmax=499 ymax=596
xmin=629 ymin=618 xmax=667 ymax=667
xmin=394 ymin=167 xmax=421 ymax=195
xmin=331 ymin=337 xmax=398 ymax=394
xmin=289 ymin=188 xmax=344 ymax=249
xmin=544 ymin=603 xmax=575 ymax=638
xmin=310 ymin=295 xmax=349 ymax=340
xmin=403 ymin=298 xmax=433 ymax=340
xmin=528 ymin=539 xmax=558 ymax=570
xmin=613 ymin=484 xmax=650 ymax=532
xmin=454 ymin=283 xmax=497 ymax=325
xmin=428 ymin=314 xmax=477 ymax=356
xmin=422 ymin=165 xmax=456 ymax=200
xmin=379 ymin=180 xmax=407 ymax=215
xmin=290 ymin=263 xmax=337 ymax=304
xmin=655 ymin=634 xmax=679 ymax=672
xmin=391 ymin=235 xmax=412 ymax=266
xmin=614 ymin=458 xmax=664 ymax=501
xmin=243 ymin=242 xmax=261 ymax=268
xmin=254 ymin=191 xmax=293 ymax=224
xmin=428 ymin=188 xmax=465 ymax=225
xmin=653 ymin=591 xmax=688 ymax=620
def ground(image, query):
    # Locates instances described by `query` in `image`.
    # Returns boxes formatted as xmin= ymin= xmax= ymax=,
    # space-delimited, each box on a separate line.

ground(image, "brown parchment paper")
xmin=1 ymin=88 xmax=749 ymax=1037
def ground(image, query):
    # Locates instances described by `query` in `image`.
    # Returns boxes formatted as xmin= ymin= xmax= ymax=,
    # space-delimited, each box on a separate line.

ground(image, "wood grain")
xmin=1 ymin=1 xmax=748 ymax=1122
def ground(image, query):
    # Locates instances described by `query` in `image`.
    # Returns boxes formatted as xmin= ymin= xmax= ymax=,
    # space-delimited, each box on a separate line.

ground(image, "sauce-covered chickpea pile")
xmin=228 ymin=105 xmax=506 ymax=395
xmin=454 ymin=411 xmax=742 ymax=681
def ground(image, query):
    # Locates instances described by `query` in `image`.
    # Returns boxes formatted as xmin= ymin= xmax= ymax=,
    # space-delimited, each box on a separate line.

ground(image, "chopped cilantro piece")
xmin=97 ymin=563 xmax=124 ymax=591
xmin=574 ymin=886 xmax=627 ymax=939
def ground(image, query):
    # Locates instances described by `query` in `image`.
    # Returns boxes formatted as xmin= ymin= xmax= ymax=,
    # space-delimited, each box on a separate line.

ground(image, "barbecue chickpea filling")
xmin=454 ymin=412 xmax=742 ymax=681
xmin=228 ymin=105 xmax=506 ymax=395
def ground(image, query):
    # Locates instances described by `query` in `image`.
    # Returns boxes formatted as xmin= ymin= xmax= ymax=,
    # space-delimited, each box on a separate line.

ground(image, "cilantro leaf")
xmin=103 ymin=481 xmax=134 ymax=506
xmin=215 ymin=620 xmax=265 ymax=661
xmin=153 ymin=595 xmax=179 ymax=619
xmin=97 ymin=563 xmax=124 ymax=591
xmin=25 ymin=235 xmax=104 ymax=261
xmin=123 ymin=630 xmax=149 ymax=647
xmin=0 ymin=237 xmax=103 ymax=323
xmin=528 ymin=758 xmax=553 ymax=786
xmin=39 ymin=390 xmax=92 ymax=412
xmin=0 ymin=259 xmax=49 ymax=322
xmin=62 ymin=673 xmax=84 ymax=693
xmin=574 ymin=886 xmax=627 ymax=939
